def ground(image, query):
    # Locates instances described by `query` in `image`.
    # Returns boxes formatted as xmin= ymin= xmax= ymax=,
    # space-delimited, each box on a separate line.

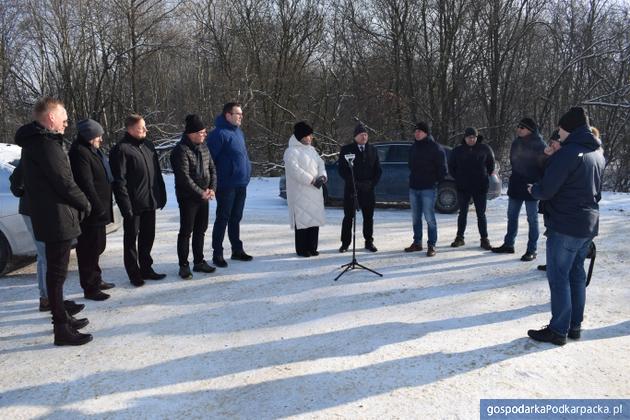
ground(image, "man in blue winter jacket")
xmin=526 ymin=107 xmax=605 ymax=345
xmin=206 ymin=102 xmax=253 ymax=268
xmin=492 ymin=117 xmax=546 ymax=261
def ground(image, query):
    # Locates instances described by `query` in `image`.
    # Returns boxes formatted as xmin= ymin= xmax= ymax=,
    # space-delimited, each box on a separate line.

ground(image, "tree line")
xmin=1 ymin=0 xmax=628 ymax=189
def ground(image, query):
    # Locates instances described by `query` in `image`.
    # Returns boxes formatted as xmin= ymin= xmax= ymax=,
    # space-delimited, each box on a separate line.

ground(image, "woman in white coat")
xmin=284 ymin=122 xmax=327 ymax=257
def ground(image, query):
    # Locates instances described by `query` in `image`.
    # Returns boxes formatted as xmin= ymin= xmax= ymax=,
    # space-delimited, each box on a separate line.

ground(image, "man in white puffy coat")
xmin=283 ymin=122 xmax=327 ymax=257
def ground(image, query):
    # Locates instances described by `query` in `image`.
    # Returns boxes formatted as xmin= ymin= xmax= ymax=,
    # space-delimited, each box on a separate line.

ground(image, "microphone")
xmin=344 ymin=153 xmax=356 ymax=166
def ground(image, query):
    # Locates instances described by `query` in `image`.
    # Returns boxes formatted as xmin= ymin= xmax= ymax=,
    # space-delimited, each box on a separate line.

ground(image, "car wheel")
xmin=0 ymin=232 xmax=12 ymax=276
xmin=436 ymin=181 xmax=458 ymax=214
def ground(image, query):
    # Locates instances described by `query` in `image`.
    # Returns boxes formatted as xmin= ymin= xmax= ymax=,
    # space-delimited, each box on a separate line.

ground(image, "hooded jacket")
xmin=283 ymin=135 xmax=327 ymax=229
xmin=408 ymin=135 xmax=447 ymax=190
xmin=448 ymin=136 xmax=495 ymax=192
xmin=109 ymin=132 xmax=167 ymax=218
xmin=68 ymin=137 xmax=114 ymax=227
xmin=531 ymin=125 xmax=605 ymax=238
xmin=170 ymin=134 xmax=217 ymax=202
xmin=206 ymin=114 xmax=251 ymax=189
xmin=14 ymin=122 xmax=91 ymax=242
xmin=507 ymin=130 xmax=546 ymax=200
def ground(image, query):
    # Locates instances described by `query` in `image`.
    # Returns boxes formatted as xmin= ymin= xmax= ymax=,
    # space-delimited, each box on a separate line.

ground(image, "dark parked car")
xmin=279 ymin=141 xmax=501 ymax=213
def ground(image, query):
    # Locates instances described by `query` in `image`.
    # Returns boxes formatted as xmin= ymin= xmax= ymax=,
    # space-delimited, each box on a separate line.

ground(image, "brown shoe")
xmin=404 ymin=243 xmax=423 ymax=252
xmin=426 ymin=245 xmax=436 ymax=257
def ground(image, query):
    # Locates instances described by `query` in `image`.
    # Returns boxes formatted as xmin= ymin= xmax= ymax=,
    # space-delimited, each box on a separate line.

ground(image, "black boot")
xmin=480 ymin=238 xmax=492 ymax=250
xmin=68 ymin=315 xmax=89 ymax=330
xmin=527 ymin=326 xmax=566 ymax=346
xmin=84 ymin=290 xmax=111 ymax=301
xmin=53 ymin=323 xmax=93 ymax=346
xmin=212 ymin=255 xmax=228 ymax=268
xmin=63 ymin=300 xmax=85 ymax=316
xmin=491 ymin=244 xmax=515 ymax=254
xmin=141 ymin=268 xmax=166 ymax=280
xmin=193 ymin=261 xmax=216 ymax=273
xmin=450 ymin=237 xmax=465 ymax=247
xmin=179 ymin=264 xmax=193 ymax=280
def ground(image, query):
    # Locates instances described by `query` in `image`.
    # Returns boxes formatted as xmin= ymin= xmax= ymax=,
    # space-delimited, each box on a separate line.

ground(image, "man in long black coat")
xmin=448 ymin=127 xmax=495 ymax=250
xmin=110 ymin=114 xmax=167 ymax=286
xmin=69 ymin=119 xmax=115 ymax=301
xmin=15 ymin=97 xmax=93 ymax=346
xmin=338 ymin=123 xmax=382 ymax=252
xmin=170 ymin=114 xmax=217 ymax=279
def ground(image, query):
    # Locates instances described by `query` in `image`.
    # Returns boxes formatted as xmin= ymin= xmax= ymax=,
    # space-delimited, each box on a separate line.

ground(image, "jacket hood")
xmin=214 ymin=114 xmax=237 ymax=131
xmin=288 ymin=134 xmax=310 ymax=149
xmin=563 ymin=124 xmax=602 ymax=151
xmin=14 ymin=122 xmax=52 ymax=147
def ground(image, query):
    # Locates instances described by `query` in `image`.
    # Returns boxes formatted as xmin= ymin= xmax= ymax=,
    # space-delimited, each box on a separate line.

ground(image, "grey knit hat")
xmin=77 ymin=119 xmax=104 ymax=141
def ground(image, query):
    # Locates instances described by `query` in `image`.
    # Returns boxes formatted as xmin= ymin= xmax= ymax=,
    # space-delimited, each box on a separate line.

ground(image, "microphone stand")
xmin=335 ymin=156 xmax=382 ymax=281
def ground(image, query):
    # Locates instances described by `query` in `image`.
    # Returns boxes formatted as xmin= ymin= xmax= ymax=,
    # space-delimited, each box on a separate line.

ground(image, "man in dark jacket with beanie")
xmin=526 ymin=107 xmax=605 ymax=345
xmin=206 ymin=102 xmax=253 ymax=268
xmin=110 ymin=114 xmax=167 ymax=286
xmin=448 ymin=127 xmax=495 ymax=249
xmin=338 ymin=123 xmax=382 ymax=252
xmin=405 ymin=122 xmax=447 ymax=257
xmin=69 ymin=118 xmax=116 ymax=301
xmin=171 ymin=114 xmax=217 ymax=279
xmin=492 ymin=117 xmax=546 ymax=261
xmin=15 ymin=97 xmax=93 ymax=346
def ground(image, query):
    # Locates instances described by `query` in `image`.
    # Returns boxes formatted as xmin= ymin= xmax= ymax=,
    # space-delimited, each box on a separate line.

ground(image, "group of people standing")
xmin=11 ymin=99 xmax=253 ymax=346
xmin=284 ymin=107 xmax=605 ymax=346
xmin=10 ymin=96 xmax=604 ymax=348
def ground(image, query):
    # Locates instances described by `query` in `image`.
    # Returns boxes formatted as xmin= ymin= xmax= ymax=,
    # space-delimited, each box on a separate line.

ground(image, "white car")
xmin=0 ymin=143 xmax=122 ymax=275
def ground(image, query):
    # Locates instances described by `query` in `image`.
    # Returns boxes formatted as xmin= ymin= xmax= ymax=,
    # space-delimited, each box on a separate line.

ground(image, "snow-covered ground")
xmin=1 ymin=176 xmax=629 ymax=419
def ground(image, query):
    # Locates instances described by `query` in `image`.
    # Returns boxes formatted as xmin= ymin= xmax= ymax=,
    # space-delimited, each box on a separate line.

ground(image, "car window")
xmin=386 ymin=145 xmax=411 ymax=163
xmin=376 ymin=145 xmax=388 ymax=163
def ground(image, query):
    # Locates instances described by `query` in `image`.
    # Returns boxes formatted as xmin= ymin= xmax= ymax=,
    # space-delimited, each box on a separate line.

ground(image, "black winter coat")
xmin=109 ymin=133 xmax=167 ymax=218
xmin=9 ymin=161 xmax=31 ymax=216
xmin=408 ymin=136 xmax=447 ymax=190
xmin=531 ymin=125 xmax=605 ymax=238
xmin=448 ymin=136 xmax=495 ymax=192
xmin=14 ymin=122 xmax=91 ymax=242
xmin=338 ymin=141 xmax=382 ymax=195
xmin=170 ymin=135 xmax=217 ymax=203
xmin=507 ymin=132 xmax=546 ymax=200
xmin=69 ymin=139 xmax=114 ymax=227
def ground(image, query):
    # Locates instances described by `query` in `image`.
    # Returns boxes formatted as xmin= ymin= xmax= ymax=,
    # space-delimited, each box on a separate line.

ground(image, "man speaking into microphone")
xmin=338 ymin=123 xmax=382 ymax=252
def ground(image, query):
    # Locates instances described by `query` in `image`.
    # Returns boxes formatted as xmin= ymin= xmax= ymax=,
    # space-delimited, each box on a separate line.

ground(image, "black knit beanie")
xmin=415 ymin=121 xmax=430 ymax=134
xmin=353 ymin=123 xmax=367 ymax=137
xmin=558 ymin=107 xmax=589 ymax=133
xmin=464 ymin=127 xmax=478 ymax=137
xmin=519 ymin=117 xmax=538 ymax=132
xmin=293 ymin=121 xmax=313 ymax=140
xmin=184 ymin=114 xmax=205 ymax=134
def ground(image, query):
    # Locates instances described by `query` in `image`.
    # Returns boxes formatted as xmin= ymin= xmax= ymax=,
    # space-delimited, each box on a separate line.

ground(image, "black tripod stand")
xmin=335 ymin=155 xmax=382 ymax=281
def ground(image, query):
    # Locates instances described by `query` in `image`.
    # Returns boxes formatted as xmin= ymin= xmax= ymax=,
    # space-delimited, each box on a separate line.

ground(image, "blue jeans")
xmin=546 ymin=229 xmax=592 ymax=336
xmin=409 ymin=188 xmax=437 ymax=246
xmin=23 ymin=216 xmax=47 ymax=298
xmin=212 ymin=186 xmax=247 ymax=256
xmin=504 ymin=198 xmax=539 ymax=253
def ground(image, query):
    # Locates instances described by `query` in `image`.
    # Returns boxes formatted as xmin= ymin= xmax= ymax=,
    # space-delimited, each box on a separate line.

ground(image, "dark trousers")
xmin=456 ymin=189 xmax=488 ymax=239
xmin=123 ymin=210 xmax=156 ymax=280
xmin=341 ymin=188 xmax=375 ymax=246
xmin=212 ymin=186 xmax=246 ymax=257
xmin=295 ymin=226 xmax=319 ymax=255
xmin=177 ymin=199 xmax=209 ymax=266
xmin=45 ymin=239 xmax=72 ymax=325
xmin=76 ymin=224 xmax=106 ymax=293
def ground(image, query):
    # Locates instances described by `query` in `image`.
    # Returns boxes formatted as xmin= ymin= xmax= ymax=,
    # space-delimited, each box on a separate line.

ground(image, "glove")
xmin=312 ymin=176 xmax=326 ymax=189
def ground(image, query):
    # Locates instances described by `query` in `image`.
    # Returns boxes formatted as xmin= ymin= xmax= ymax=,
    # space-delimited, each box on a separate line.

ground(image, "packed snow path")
xmin=1 ymin=176 xmax=629 ymax=419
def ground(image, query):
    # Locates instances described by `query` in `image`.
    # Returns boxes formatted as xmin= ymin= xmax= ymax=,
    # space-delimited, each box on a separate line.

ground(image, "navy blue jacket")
xmin=206 ymin=114 xmax=251 ymax=189
xmin=448 ymin=136 xmax=495 ymax=192
xmin=507 ymin=131 xmax=546 ymax=200
xmin=408 ymin=136 xmax=447 ymax=190
xmin=531 ymin=125 xmax=605 ymax=238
